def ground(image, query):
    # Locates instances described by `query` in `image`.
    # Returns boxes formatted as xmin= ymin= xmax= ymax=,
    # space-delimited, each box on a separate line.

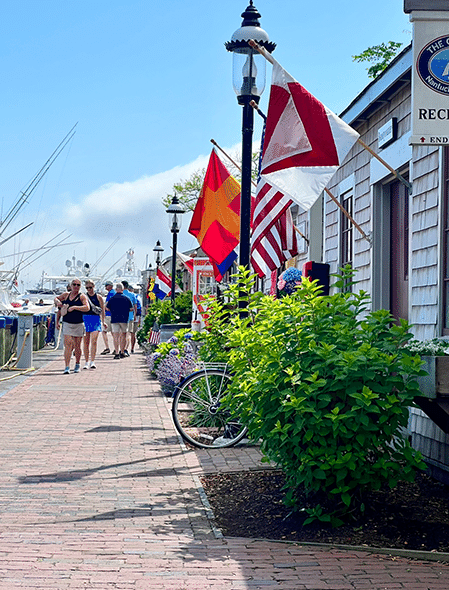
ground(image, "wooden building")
xmin=292 ymin=42 xmax=449 ymax=483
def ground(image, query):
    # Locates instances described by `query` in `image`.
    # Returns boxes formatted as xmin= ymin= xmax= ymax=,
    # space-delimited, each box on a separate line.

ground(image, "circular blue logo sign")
xmin=417 ymin=35 xmax=449 ymax=96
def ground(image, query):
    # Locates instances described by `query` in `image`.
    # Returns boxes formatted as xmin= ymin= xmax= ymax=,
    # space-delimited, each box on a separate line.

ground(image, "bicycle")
xmin=171 ymin=362 xmax=248 ymax=449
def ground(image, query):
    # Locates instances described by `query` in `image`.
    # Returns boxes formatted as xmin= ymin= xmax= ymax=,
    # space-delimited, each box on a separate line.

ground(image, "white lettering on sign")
xmin=426 ymin=39 xmax=445 ymax=55
xmin=425 ymin=75 xmax=449 ymax=93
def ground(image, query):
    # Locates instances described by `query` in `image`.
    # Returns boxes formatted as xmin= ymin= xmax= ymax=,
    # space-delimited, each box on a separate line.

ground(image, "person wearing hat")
xmin=100 ymin=280 xmax=115 ymax=354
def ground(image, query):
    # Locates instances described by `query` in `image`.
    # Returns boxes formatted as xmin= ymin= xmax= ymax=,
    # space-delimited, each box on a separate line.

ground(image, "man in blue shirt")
xmin=101 ymin=280 xmax=115 ymax=354
xmin=105 ymin=283 xmax=133 ymax=360
xmin=121 ymin=280 xmax=137 ymax=357
xmin=128 ymin=285 xmax=142 ymax=353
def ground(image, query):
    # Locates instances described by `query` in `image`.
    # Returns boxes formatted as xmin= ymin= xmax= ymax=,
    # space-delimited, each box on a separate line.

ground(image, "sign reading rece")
xmin=410 ymin=11 xmax=449 ymax=146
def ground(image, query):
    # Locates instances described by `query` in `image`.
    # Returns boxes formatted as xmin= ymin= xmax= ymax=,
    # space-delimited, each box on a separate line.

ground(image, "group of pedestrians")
xmin=54 ymin=278 xmax=141 ymax=374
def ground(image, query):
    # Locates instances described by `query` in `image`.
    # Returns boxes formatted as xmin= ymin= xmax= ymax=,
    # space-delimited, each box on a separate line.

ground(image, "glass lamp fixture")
xmin=225 ymin=1 xmax=275 ymax=104
xmin=166 ymin=194 xmax=185 ymax=233
xmin=153 ymin=240 xmax=164 ymax=266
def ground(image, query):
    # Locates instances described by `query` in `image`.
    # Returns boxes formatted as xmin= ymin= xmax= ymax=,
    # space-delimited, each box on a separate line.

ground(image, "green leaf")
xmin=341 ymin=493 xmax=352 ymax=507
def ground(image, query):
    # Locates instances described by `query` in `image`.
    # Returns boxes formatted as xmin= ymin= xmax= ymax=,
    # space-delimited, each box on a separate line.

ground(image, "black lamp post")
xmin=166 ymin=195 xmax=185 ymax=305
xmin=153 ymin=240 xmax=164 ymax=269
xmin=225 ymin=1 xmax=275 ymax=270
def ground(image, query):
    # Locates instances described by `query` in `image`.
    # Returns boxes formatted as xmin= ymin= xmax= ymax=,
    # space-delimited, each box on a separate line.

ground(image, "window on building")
xmin=296 ymin=220 xmax=308 ymax=254
xmin=340 ymin=192 xmax=353 ymax=291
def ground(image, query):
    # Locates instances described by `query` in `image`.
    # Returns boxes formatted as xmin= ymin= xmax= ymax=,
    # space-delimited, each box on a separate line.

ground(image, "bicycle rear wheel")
xmin=172 ymin=368 xmax=248 ymax=448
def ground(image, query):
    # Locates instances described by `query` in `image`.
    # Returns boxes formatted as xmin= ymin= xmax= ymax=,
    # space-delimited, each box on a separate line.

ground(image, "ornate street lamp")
xmin=225 ymin=1 xmax=275 ymax=270
xmin=166 ymin=195 xmax=185 ymax=305
xmin=153 ymin=240 xmax=164 ymax=268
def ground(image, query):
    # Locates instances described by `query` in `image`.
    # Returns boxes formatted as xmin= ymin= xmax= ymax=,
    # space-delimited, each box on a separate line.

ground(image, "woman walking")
xmin=55 ymin=278 xmax=90 ymax=374
xmin=83 ymin=280 xmax=106 ymax=369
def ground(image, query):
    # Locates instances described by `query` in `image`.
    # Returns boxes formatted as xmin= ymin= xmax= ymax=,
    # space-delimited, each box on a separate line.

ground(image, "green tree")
xmin=162 ymin=151 xmax=260 ymax=212
xmin=353 ymin=42 xmax=403 ymax=79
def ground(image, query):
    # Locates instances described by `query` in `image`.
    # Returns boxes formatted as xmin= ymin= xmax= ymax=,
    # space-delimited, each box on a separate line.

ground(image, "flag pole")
xmin=357 ymin=138 xmax=412 ymax=192
xmin=210 ymin=138 xmax=309 ymax=245
xmin=324 ymin=188 xmax=371 ymax=244
xmin=248 ymin=39 xmax=275 ymax=64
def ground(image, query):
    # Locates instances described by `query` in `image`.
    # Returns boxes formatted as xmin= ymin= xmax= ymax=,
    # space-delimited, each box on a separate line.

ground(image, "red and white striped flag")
xmin=250 ymin=57 xmax=359 ymax=278
xmin=149 ymin=323 xmax=161 ymax=346
xmin=259 ymin=59 xmax=359 ymax=211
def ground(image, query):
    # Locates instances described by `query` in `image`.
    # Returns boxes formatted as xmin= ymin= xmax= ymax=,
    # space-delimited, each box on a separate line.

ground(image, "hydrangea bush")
xmin=277 ymin=267 xmax=302 ymax=295
xmin=146 ymin=331 xmax=198 ymax=394
xmin=198 ymin=266 xmax=427 ymax=526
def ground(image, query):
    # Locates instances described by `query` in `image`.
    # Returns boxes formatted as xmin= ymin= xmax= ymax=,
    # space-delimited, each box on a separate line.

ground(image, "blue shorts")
xmin=83 ymin=315 xmax=102 ymax=333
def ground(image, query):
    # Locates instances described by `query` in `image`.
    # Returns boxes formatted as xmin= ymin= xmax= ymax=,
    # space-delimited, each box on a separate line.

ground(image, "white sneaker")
xmin=83 ymin=362 xmax=91 ymax=370
xmin=90 ymin=362 xmax=96 ymax=369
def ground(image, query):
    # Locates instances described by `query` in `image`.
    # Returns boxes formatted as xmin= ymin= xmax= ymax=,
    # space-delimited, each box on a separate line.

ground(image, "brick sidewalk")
xmin=0 ymin=350 xmax=447 ymax=589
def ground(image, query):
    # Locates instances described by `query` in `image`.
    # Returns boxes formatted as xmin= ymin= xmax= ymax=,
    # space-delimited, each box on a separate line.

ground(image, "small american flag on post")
xmin=149 ymin=322 xmax=161 ymax=346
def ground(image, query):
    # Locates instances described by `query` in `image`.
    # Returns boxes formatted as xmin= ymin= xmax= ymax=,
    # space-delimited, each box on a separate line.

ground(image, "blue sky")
xmin=0 ymin=0 xmax=411 ymax=289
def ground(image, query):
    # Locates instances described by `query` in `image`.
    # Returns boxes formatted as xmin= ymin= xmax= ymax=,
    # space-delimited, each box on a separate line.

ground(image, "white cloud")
xmin=15 ymin=145 xmax=245 ymax=289
xmin=65 ymin=153 xmax=211 ymax=235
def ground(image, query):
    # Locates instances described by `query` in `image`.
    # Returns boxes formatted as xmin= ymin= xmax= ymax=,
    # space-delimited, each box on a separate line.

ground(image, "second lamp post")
xmin=166 ymin=195 xmax=185 ymax=305
xmin=153 ymin=240 xmax=164 ymax=269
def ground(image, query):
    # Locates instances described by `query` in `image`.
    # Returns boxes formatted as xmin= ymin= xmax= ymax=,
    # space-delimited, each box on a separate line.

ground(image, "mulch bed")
xmin=201 ymin=470 xmax=449 ymax=552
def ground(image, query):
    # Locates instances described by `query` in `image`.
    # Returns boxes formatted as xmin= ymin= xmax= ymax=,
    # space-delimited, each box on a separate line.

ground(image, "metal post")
xmin=239 ymin=96 xmax=255 ymax=270
xmin=17 ymin=312 xmax=34 ymax=369
xmin=238 ymin=96 xmax=255 ymax=316
xmin=171 ymin=230 xmax=178 ymax=306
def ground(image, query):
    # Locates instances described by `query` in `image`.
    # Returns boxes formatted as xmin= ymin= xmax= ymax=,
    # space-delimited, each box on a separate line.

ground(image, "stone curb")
xmin=243 ymin=538 xmax=449 ymax=563
xmin=177 ymin=428 xmax=449 ymax=565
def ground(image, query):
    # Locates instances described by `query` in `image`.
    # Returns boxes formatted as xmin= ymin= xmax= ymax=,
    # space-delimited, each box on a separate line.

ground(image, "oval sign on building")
xmin=410 ymin=10 xmax=449 ymax=146
xmin=417 ymin=35 xmax=449 ymax=96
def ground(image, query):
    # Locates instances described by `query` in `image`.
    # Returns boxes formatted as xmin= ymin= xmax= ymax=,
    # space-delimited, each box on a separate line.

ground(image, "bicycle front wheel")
xmin=172 ymin=369 xmax=248 ymax=449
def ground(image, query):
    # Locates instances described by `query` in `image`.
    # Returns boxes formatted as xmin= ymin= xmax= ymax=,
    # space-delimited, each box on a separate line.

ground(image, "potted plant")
xmin=405 ymin=338 xmax=449 ymax=399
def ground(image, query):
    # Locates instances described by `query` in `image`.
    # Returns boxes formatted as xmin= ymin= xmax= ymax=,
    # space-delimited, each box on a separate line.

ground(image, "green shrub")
xmin=201 ymin=267 xmax=427 ymax=525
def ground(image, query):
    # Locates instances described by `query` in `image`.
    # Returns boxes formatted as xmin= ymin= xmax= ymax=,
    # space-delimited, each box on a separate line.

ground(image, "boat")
xmin=112 ymin=248 xmax=142 ymax=289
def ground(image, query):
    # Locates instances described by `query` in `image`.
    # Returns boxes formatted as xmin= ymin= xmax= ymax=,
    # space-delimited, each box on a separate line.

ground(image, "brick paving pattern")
xmin=0 ymin=349 xmax=447 ymax=589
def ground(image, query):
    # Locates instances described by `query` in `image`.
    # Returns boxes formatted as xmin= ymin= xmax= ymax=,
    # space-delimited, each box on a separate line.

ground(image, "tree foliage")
xmin=162 ymin=151 xmax=261 ymax=212
xmin=353 ymin=41 xmax=403 ymax=79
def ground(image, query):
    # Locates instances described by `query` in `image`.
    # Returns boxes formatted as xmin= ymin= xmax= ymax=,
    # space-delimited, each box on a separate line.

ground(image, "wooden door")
xmin=390 ymin=180 xmax=409 ymax=322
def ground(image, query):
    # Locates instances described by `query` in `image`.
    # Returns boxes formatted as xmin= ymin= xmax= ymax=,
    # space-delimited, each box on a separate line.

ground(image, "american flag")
xmin=251 ymin=181 xmax=298 ymax=277
xmin=149 ymin=323 xmax=161 ymax=346
xmin=250 ymin=121 xmax=298 ymax=278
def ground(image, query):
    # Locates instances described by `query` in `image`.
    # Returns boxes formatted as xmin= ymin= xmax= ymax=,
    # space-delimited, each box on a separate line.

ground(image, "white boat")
xmin=112 ymin=248 xmax=142 ymax=289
